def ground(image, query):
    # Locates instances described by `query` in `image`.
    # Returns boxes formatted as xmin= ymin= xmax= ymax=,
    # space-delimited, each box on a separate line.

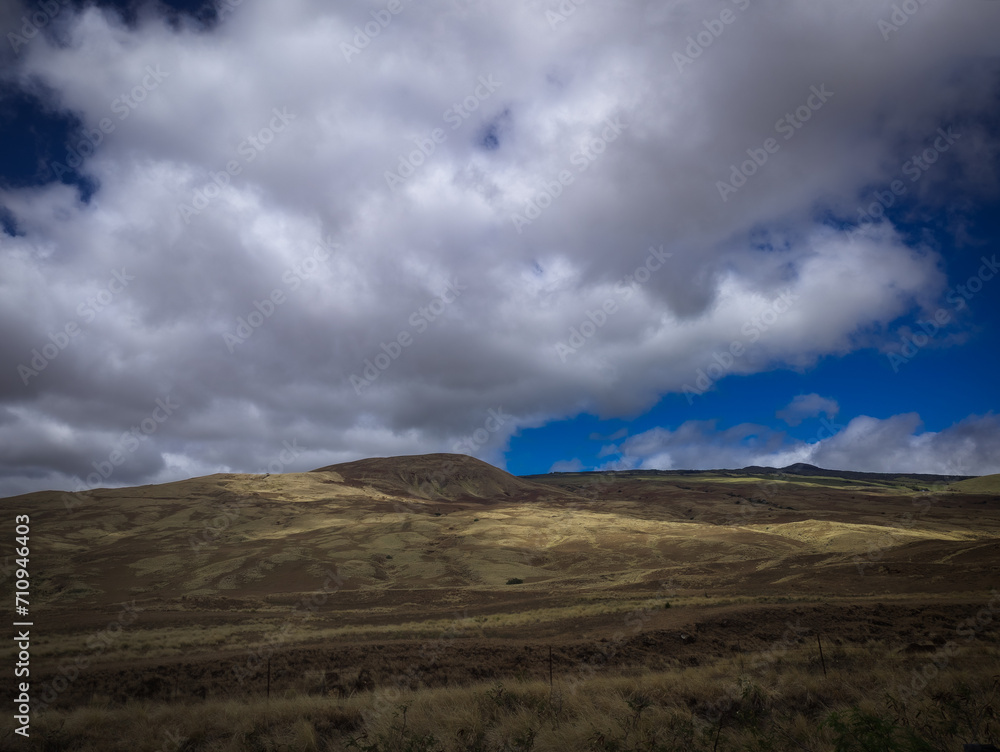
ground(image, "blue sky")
xmin=1 ymin=0 xmax=998 ymax=496
xmin=510 ymin=207 xmax=1000 ymax=475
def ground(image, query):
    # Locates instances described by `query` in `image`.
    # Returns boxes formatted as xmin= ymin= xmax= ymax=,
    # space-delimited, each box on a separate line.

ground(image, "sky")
xmin=1 ymin=0 xmax=999 ymax=496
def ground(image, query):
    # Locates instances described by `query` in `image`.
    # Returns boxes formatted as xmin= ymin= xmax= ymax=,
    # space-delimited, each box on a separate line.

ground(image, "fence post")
xmin=549 ymin=645 xmax=552 ymax=704
xmin=816 ymin=633 xmax=827 ymax=678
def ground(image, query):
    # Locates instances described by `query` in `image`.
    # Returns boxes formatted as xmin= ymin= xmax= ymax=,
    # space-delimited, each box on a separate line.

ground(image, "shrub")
xmin=822 ymin=707 xmax=936 ymax=752
xmin=506 ymin=578 xmax=524 ymax=585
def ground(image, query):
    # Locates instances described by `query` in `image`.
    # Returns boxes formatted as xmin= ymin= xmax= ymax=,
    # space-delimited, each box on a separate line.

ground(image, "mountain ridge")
xmin=312 ymin=452 xmax=572 ymax=501
xmin=527 ymin=461 xmax=974 ymax=484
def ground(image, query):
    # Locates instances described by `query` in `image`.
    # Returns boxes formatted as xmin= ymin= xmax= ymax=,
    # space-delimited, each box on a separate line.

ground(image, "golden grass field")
xmin=2 ymin=454 xmax=998 ymax=750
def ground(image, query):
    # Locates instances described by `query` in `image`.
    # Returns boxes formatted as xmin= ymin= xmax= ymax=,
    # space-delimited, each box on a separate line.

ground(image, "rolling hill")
xmin=2 ymin=453 xmax=998 ymax=738
xmin=312 ymin=452 xmax=571 ymax=501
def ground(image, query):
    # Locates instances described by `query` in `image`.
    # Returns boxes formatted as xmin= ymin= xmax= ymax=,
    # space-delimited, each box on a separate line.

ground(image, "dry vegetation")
xmin=1 ymin=456 xmax=998 ymax=749
xmin=6 ymin=640 xmax=999 ymax=751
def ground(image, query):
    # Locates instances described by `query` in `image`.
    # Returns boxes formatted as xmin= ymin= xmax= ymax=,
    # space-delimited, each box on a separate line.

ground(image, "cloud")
xmin=776 ymin=394 xmax=840 ymax=426
xmin=612 ymin=413 xmax=1000 ymax=476
xmin=0 ymin=0 xmax=998 ymax=493
xmin=803 ymin=413 xmax=1000 ymax=476
xmin=612 ymin=420 xmax=796 ymax=472
xmin=548 ymin=458 xmax=583 ymax=473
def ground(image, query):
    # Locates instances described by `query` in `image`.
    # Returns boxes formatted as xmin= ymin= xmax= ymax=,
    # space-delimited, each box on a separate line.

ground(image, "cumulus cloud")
xmin=609 ymin=413 xmax=1000 ymax=476
xmin=548 ymin=458 xmax=583 ymax=473
xmin=1 ymin=0 xmax=999 ymax=494
xmin=776 ymin=394 xmax=840 ymax=427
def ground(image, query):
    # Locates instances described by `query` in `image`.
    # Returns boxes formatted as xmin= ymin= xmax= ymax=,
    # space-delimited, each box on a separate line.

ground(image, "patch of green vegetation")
xmin=949 ymin=474 xmax=1000 ymax=494
xmin=505 ymin=577 xmax=523 ymax=585
xmin=822 ymin=707 xmax=935 ymax=752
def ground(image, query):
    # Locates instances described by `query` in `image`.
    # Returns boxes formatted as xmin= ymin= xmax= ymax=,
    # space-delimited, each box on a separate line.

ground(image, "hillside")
xmin=2 ymin=453 xmax=998 ymax=738
xmin=949 ymin=473 xmax=1000 ymax=493
xmin=532 ymin=462 xmax=974 ymax=488
xmin=313 ymin=452 xmax=568 ymax=501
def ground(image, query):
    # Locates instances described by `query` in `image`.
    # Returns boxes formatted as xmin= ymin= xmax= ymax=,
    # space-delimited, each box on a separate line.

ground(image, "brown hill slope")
xmin=4 ymin=453 xmax=1000 ymax=722
xmin=312 ymin=452 xmax=567 ymax=501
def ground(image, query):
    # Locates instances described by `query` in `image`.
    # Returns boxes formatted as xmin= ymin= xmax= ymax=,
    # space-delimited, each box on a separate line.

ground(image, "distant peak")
xmin=311 ymin=453 xmax=502 ymax=475
xmin=782 ymin=463 xmax=824 ymax=473
xmin=309 ymin=453 xmax=545 ymax=501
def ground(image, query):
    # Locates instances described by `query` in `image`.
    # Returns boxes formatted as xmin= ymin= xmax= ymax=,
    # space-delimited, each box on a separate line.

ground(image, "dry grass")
xmin=950 ymin=474 xmax=1000 ymax=493
xmin=18 ymin=592 xmax=984 ymax=667
xmin=6 ymin=457 xmax=998 ymax=749
xmin=7 ymin=640 xmax=998 ymax=751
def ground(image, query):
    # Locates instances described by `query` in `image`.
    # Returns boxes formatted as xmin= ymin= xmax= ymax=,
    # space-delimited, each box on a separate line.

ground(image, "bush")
xmin=822 ymin=707 xmax=936 ymax=752
xmin=506 ymin=578 xmax=524 ymax=585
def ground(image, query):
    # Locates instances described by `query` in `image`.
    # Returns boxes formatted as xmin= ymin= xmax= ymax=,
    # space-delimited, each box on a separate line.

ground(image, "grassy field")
xmin=7 ymin=638 xmax=999 ymax=751
xmin=2 ymin=455 xmax=998 ymax=749
xmin=950 ymin=473 xmax=1000 ymax=494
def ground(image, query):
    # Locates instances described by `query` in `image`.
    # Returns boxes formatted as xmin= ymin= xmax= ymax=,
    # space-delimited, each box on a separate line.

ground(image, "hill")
xmin=3 ymin=451 xmax=999 ymax=745
xmin=949 ymin=473 xmax=1000 ymax=493
xmin=313 ymin=452 xmax=566 ymax=501
xmin=530 ymin=462 xmax=974 ymax=489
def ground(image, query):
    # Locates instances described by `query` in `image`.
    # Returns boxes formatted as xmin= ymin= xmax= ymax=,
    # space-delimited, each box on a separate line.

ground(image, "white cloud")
xmin=612 ymin=413 xmax=1000 ymax=476
xmin=548 ymin=458 xmax=583 ymax=473
xmin=776 ymin=394 xmax=840 ymax=427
